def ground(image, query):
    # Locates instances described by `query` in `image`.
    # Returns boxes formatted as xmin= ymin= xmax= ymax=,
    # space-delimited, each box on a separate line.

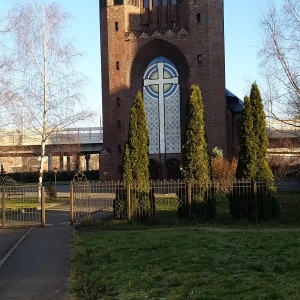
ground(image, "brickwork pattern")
xmin=100 ymin=0 xmax=226 ymax=180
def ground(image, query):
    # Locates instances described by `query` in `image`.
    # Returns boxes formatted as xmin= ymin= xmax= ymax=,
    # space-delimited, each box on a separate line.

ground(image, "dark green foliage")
xmin=177 ymin=185 xmax=216 ymax=220
xmin=179 ymin=85 xmax=214 ymax=219
xmin=113 ymin=188 xmax=127 ymax=220
xmin=122 ymin=91 xmax=150 ymax=191
xmin=250 ymin=83 xmax=273 ymax=184
xmin=182 ymin=85 xmax=211 ymax=185
xmin=5 ymin=170 xmax=100 ymax=183
xmin=130 ymin=188 xmax=155 ymax=220
xmin=236 ymin=83 xmax=273 ymax=183
xmin=113 ymin=187 xmax=155 ymax=221
xmin=115 ymin=91 xmax=151 ymax=220
xmin=236 ymin=96 xmax=257 ymax=180
xmin=122 ymin=143 xmax=132 ymax=184
xmin=234 ymin=83 xmax=279 ymax=220
xmin=229 ymin=182 xmax=280 ymax=221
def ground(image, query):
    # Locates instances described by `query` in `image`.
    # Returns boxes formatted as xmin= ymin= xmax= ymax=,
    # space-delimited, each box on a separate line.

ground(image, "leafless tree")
xmin=7 ymin=2 xmax=94 ymax=195
xmin=259 ymin=0 xmax=300 ymax=183
xmin=268 ymin=136 xmax=300 ymax=183
xmin=0 ymin=14 xmax=17 ymax=127
xmin=260 ymin=0 xmax=300 ymax=125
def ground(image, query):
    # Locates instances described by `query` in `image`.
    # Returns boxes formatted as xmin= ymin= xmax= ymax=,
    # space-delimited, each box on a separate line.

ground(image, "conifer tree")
xmin=122 ymin=91 xmax=150 ymax=191
xmin=233 ymin=83 xmax=278 ymax=221
xmin=179 ymin=85 xmax=214 ymax=220
xmin=250 ymin=83 xmax=273 ymax=184
xmin=236 ymin=83 xmax=273 ymax=183
xmin=122 ymin=143 xmax=132 ymax=184
xmin=182 ymin=85 xmax=211 ymax=184
xmin=236 ymin=95 xmax=258 ymax=179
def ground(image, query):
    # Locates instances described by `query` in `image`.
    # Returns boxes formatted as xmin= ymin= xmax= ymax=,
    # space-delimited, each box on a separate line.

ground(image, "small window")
xmin=117 ymin=97 xmax=121 ymax=107
xmin=143 ymin=0 xmax=149 ymax=8
xmin=172 ymin=21 xmax=176 ymax=28
xmin=116 ymin=61 xmax=120 ymax=70
xmin=171 ymin=0 xmax=176 ymax=5
xmin=162 ymin=0 xmax=167 ymax=5
xmin=198 ymin=54 xmax=202 ymax=63
xmin=117 ymin=120 xmax=121 ymax=128
xmin=152 ymin=0 xmax=158 ymax=7
xmin=197 ymin=13 xmax=201 ymax=23
xmin=115 ymin=22 xmax=119 ymax=31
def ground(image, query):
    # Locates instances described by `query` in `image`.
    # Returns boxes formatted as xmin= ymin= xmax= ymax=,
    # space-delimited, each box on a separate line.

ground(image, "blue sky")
xmin=224 ymin=0 xmax=262 ymax=99
xmin=2 ymin=0 xmax=277 ymax=124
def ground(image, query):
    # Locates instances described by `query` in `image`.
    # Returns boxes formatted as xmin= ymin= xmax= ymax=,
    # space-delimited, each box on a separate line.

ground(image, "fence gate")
xmin=1 ymin=183 xmax=44 ymax=228
xmin=71 ymin=176 xmax=115 ymax=224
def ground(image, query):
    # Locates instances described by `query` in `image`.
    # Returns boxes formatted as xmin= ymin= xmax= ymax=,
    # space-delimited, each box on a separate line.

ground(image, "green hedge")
xmin=177 ymin=186 xmax=216 ymax=220
xmin=4 ymin=170 xmax=100 ymax=183
xmin=228 ymin=183 xmax=280 ymax=221
xmin=113 ymin=188 xmax=155 ymax=221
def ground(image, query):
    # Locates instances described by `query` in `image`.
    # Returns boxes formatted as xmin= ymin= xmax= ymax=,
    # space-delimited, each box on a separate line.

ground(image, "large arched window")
xmin=143 ymin=56 xmax=181 ymax=155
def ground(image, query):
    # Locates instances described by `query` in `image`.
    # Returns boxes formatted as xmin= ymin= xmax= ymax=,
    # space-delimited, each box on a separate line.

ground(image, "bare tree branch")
xmin=260 ymin=0 xmax=300 ymax=121
xmin=7 ymin=1 xmax=95 ymax=195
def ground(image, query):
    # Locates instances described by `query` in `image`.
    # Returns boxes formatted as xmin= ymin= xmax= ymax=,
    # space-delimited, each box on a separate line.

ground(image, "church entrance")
xmin=143 ymin=56 xmax=181 ymax=178
xmin=166 ymin=158 xmax=181 ymax=180
xmin=149 ymin=159 xmax=160 ymax=180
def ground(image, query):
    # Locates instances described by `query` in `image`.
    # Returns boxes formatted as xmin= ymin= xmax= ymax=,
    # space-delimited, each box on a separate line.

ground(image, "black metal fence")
xmin=71 ymin=180 xmax=299 ymax=225
xmin=0 ymin=184 xmax=46 ymax=228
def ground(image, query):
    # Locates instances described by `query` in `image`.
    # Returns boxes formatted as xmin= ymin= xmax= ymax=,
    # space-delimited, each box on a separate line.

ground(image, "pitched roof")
xmin=226 ymin=89 xmax=243 ymax=114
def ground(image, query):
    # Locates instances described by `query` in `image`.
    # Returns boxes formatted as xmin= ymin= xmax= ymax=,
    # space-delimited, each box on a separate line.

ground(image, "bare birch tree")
xmin=260 ymin=0 xmax=300 ymax=123
xmin=259 ymin=0 xmax=300 ymax=179
xmin=0 ymin=14 xmax=16 ymax=127
xmin=7 ymin=2 xmax=94 ymax=195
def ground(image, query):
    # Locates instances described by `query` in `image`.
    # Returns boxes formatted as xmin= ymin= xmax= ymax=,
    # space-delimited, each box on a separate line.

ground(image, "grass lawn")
xmin=3 ymin=197 xmax=68 ymax=210
xmin=72 ymin=227 xmax=300 ymax=300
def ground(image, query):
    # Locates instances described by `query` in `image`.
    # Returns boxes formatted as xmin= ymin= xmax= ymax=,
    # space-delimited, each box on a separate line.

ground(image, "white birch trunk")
xmin=38 ymin=12 xmax=47 ymax=203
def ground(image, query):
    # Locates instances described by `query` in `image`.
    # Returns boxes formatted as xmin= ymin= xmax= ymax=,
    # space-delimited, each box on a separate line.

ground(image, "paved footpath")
xmin=0 ymin=207 xmax=73 ymax=300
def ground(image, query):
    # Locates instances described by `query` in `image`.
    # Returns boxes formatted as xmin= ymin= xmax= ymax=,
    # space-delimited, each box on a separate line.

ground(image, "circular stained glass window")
xmin=143 ymin=57 xmax=179 ymax=100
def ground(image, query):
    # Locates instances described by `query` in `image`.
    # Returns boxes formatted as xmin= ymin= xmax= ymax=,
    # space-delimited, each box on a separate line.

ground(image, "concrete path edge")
xmin=0 ymin=228 xmax=33 ymax=268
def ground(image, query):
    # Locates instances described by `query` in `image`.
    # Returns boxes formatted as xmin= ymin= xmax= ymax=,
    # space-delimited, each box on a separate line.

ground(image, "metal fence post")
xmin=41 ymin=186 xmax=46 ymax=227
xmin=2 ymin=185 xmax=5 ymax=229
xmin=70 ymin=183 xmax=74 ymax=225
xmin=252 ymin=181 xmax=258 ymax=224
xmin=127 ymin=183 xmax=131 ymax=222
xmin=188 ymin=183 xmax=192 ymax=220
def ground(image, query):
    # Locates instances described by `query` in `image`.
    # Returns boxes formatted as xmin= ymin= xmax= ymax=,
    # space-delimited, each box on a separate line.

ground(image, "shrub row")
xmin=3 ymin=170 xmax=100 ymax=183
xmin=113 ymin=183 xmax=280 ymax=222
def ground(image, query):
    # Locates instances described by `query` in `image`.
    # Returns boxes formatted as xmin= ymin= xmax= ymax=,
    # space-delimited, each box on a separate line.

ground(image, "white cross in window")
xmin=144 ymin=62 xmax=178 ymax=154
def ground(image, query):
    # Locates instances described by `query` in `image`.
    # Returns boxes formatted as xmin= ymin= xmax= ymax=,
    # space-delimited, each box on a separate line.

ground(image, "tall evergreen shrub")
xmin=236 ymin=96 xmax=258 ymax=179
xmin=232 ymin=83 xmax=279 ymax=221
xmin=114 ymin=91 xmax=152 ymax=220
xmin=250 ymin=83 xmax=274 ymax=184
xmin=180 ymin=85 xmax=214 ymax=220
xmin=182 ymin=85 xmax=211 ymax=184
xmin=122 ymin=91 xmax=150 ymax=190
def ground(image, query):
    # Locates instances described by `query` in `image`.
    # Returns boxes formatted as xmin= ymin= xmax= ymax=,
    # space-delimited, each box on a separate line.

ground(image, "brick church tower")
xmin=99 ymin=0 xmax=227 ymax=180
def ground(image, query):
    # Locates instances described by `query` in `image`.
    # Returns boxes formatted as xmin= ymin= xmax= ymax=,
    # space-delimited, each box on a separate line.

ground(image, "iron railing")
xmin=71 ymin=181 xmax=116 ymax=224
xmin=0 ymin=185 xmax=46 ymax=228
xmin=71 ymin=180 xmax=293 ymax=225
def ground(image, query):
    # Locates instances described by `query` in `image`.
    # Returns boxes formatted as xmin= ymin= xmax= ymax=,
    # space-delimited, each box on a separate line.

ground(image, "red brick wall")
xmin=100 ymin=0 xmax=226 ymax=180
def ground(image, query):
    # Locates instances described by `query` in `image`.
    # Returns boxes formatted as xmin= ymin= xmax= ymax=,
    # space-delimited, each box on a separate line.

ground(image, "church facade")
xmin=99 ymin=0 xmax=232 ymax=180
